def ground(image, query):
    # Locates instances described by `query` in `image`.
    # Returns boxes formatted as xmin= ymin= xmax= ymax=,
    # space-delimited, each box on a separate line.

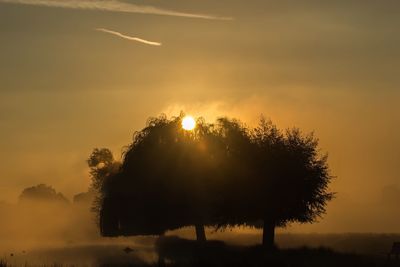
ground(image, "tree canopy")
xmin=19 ymin=184 xmax=69 ymax=204
xmin=95 ymin=114 xmax=334 ymax=247
xmin=98 ymin=115 xmax=226 ymax=237
xmin=86 ymin=148 xmax=121 ymax=222
xmin=214 ymin=118 xmax=334 ymax=247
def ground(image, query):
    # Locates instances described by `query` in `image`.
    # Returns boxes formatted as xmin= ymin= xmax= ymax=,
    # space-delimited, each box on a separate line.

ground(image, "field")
xmin=1 ymin=233 xmax=400 ymax=267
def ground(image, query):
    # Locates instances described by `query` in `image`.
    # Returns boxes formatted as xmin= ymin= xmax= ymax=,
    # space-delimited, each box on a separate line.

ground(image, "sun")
xmin=182 ymin=116 xmax=196 ymax=131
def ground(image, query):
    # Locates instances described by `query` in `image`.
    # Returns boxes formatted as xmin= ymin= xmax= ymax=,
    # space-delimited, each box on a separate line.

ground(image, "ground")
xmin=2 ymin=234 xmax=400 ymax=266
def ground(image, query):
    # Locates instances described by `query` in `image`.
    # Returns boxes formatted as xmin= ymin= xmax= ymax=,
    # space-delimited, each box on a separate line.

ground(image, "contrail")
xmin=96 ymin=28 xmax=161 ymax=46
xmin=0 ymin=0 xmax=232 ymax=20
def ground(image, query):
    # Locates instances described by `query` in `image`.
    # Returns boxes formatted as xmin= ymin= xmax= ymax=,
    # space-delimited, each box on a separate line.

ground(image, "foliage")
xmin=100 ymin=114 xmax=227 ymax=236
xmin=19 ymin=184 xmax=69 ymax=204
xmin=87 ymin=148 xmax=120 ymax=192
xmin=73 ymin=191 xmax=95 ymax=204
xmin=97 ymin=114 xmax=334 ymax=243
xmin=216 ymin=117 xmax=334 ymax=228
xmin=87 ymin=148 xmax=121 ymax=220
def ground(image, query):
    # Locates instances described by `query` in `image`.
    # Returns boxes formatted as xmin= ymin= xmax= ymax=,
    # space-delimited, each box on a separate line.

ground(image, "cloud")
xmin=0 ymin=0 xmax=231 ymax=20
xmin=96 ymin=28 xmax=161 ymax=46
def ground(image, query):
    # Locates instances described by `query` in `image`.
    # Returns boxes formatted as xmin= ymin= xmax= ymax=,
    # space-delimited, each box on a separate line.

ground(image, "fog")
xmin=0 ymin=2 xmax=399 ymax=260
xmin=0 ymin=199 xmax=161 ymax=265
xmin=1 ymin=193 xmax=399 ymax=266
xmin=0 ymin=202 xmax=95 ymax=250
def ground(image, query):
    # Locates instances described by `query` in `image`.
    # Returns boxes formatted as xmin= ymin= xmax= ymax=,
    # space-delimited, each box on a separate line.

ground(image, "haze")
xmin=0 ymin=0 xmax=399 ymax=234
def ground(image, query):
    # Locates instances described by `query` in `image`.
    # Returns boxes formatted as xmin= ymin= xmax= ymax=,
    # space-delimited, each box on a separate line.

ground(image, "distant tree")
xmin=73 ymin=191 xmax=95 ymax=204
xmin=19 ymin=184 xmax=69 ymax=204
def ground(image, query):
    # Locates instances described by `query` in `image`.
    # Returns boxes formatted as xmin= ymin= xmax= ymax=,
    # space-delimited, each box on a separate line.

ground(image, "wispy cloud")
xmin=0 ymin=0 xmax=232 ymax=20
xmin=96 ymin=28 xmax=161 ymax=46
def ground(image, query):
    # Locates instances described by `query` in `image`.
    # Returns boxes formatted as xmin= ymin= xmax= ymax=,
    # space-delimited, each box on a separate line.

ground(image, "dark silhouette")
xmin=155 ymin=236 xmax=377 ymax=267
xmin=214 ymin=118 xmax=334 ymax=249
xmin=97 ymin=114 xmax=333 ymax=248
xmin=253 ymin=119 xmax=334 ymax=249
xmin=87 ymin=148 xmax=121 ymax=192
xmin=99 ymin=114 xmax=225 ymax=241
xmin=19 ymin=184 xmax=69 ymax=204
xmin=87 ymin=148 xmax=121 ymax=219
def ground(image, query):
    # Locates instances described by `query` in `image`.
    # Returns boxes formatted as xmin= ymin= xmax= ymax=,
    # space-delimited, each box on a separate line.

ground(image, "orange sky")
xmin=0 ymin=0 xmax=399 ymax=232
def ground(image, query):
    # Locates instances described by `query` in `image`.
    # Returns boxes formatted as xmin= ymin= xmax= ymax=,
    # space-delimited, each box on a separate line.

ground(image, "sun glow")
xmin=182 ymin=116 xmax=196 ymax=131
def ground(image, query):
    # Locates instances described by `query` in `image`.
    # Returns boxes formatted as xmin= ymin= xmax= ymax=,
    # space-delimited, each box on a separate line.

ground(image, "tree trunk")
xmin=262 ymin=220 xmax=275 ymax=250
xmin=195 ymin=224 xmax=206 ymax=242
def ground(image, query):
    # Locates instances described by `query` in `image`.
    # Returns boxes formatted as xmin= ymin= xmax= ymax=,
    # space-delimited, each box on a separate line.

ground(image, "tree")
xmin=87 ymin=148 xmax=121 ymax=220
xmin=255 ymin=120 xmax=333 ymax=248
xmin=97 ymin=114 xmax=334 ymax=247
xmin=87 ymin=148 xmax=120 ymax=192
xmin=73 ymin=191 xmax=95 ymax=204
xmin=214 ymin=118 xmax=334 ymax=249
xmin=211 ymin=118 xmax=256 ymax=228
xmin=99 ymin=114 xmax=226 ymax=241
xmin=19 ymin=184 xmax=69 ymax=204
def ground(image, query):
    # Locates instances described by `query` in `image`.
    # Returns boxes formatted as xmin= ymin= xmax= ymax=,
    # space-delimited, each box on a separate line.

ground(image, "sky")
xmin=0 ymin=0 xmax=399 ymax=233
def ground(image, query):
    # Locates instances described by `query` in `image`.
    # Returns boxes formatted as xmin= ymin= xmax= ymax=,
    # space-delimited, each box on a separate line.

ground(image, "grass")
xmin=2 ymin=235 xmax=400 ymax=266
xmin=154 ymin=237 xmax=367 ymax=267
xmin=152 ymin=236 xmax=400 ymax=267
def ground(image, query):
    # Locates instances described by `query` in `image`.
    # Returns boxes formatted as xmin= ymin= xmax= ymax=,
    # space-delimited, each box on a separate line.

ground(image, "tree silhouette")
xmin=19 ymin=184 xmax=69 ymax=204
xmin=214 ymin=118 xmax=334 ymax=249
xmin=211 ymin=118 xmax=256 ymax=226
xmin=98 ymin=114 xmax=333 ymax=247
xmin=253 ymin=119 xmax=334 ymax=248
xmin=100 ymin=114 xmax=226 ymax=241
xmin=87 ymin=148 xmax=121 ymax=221
xmin=87 ymin=148 xmax=120 ymax=192
xmin=73 ymin=191 xmax=95 ymax=204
